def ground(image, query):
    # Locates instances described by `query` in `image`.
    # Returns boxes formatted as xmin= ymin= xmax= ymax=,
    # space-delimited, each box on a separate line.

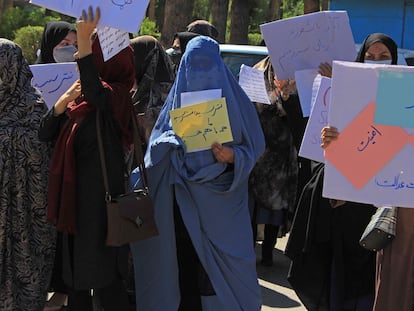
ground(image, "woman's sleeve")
xmin=77 ymin=54 xmax=110 ymax=111
xmin=38 ymin=107 xmax=68 ymax=142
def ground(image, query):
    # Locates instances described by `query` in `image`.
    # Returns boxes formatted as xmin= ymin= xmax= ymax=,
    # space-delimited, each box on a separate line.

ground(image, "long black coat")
xmin=39 ymin=56 xmax=128 ymax=290
xmin=285 ymin=163 xmax=376 ymax=310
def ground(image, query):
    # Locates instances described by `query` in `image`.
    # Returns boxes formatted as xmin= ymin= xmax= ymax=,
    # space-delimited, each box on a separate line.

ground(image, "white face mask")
xmin=53 ymin=45 xmax=77 ymax=63
xmin=364 ymin=59 xmax=392 ymax=65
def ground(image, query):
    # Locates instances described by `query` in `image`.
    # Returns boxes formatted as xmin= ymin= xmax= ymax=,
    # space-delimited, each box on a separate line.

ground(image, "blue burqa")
xmin=130 ymin=36 xmax=265 ymax=311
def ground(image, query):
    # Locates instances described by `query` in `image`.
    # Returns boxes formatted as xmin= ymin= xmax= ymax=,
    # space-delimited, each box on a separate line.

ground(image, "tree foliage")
xmin=13 ymin=25 xmax=44 ymax=64
xmin=138 ymin=17 xmax=161 ymax=40
xmin=0 ymin=6 xmax=61 ymax=39
xmin=283 ymin=0 xmax=304 ymax=18
xmin=0 ymin=0 xmax=310 ymax=59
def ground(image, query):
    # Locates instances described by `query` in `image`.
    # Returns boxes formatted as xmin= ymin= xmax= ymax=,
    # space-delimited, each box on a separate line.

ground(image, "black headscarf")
xmin=356 ymin=33 xmax=398 ymax=64
xmin=174 ymin=31 xmax=200 ymax=54
xmin=36 ymin=21 xmax=76 ymax=64
xmin=130 ymin=35 xmax=174 ymax=113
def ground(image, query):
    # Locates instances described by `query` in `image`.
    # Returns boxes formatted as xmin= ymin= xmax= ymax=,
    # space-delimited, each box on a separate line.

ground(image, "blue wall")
xmin=330 ymin=0 xmax=414 ymax=50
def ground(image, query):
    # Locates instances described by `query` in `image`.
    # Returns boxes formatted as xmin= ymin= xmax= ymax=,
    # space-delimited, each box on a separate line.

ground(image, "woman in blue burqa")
xmin=130 ymin=36 xmax=265 ymax=311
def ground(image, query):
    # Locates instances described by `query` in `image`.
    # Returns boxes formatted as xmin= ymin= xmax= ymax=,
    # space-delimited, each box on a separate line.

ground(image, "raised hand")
xmin=76 ymin=6 xmax=101 ymax=58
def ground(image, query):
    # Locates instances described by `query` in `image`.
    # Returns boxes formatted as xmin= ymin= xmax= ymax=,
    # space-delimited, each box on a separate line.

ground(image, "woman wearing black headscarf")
xmin=130 ymin=35 xmax=175 ymax=144
xmin=39 ymin=7 xmax=133 ymax=310
xmin=355 ymin=33 xmax=398 ymax=64
xmin=353 ymin=33 xmax=414 ymax=311
xmin=37 ymin=20 xmax=78 ymax=311
xmin=167 ymin=31 xmax=200 ymax=73
xmin=317 ymin=33 xmax=410 ymax=311
xmin=321 ymin=32 xmax=398 ymax=143
xmin=287 ymin=33 xmax=400 ymax=311
xmin=36 ymin=20 xmax=77 ymax=64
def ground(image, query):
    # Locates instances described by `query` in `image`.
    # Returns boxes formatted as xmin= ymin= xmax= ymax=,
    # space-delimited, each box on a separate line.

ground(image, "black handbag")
xmin=97 ymin=110 xmax=158 ymax=247
xmin=359 ymin=206 xmax=397 ymax=252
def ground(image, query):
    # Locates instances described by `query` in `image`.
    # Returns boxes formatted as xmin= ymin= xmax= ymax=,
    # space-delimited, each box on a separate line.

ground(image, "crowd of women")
xmin=0 ymin=4 xmax=412 ymax=311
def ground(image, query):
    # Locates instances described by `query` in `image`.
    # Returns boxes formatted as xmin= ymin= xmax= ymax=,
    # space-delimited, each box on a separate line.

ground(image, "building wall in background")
xmin=330 ymin=0 xmax=414 ymax=50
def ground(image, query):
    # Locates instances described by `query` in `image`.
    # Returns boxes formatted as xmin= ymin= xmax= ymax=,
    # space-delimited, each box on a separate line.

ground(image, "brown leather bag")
xmin=97 ymin=110 xmax=158 ymax=247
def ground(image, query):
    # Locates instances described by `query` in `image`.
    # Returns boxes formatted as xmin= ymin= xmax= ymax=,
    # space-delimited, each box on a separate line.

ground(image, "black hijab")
xmin=130 ymin=35 xmax=174 ymax=113
xmin=36 ymin=21 xmax=76 ymax=64
xmin=174 ymin=31 xmax=200 ymax=54
xmin=356 ymin=33 xmax=398 ymax=64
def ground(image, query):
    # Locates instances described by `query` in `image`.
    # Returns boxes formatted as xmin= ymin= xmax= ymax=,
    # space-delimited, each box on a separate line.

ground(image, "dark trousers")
xmin=173 ymin=200 xmax=215 ymax=311
xmin=261 ymin=224 xmax=279 ymax=262
xmin=66 ymin=278 xmax=130 ymax=311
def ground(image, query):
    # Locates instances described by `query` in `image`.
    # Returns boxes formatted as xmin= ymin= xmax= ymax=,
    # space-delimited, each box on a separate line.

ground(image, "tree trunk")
xmin=160 ymin=0 xmax=194 ymax=47
xmin=304 ymin=0 xmax=320 ymax=14
xmin=267 ymin=0 xmax=282 ymax=22
xmin=156 ymin=0 xmax=166 ymax=34
xmin=0 ymin=0 xmax=13 ymax=15
xmin=321 ymin=0 xmax=329 ymax=11
xmin=147 ymin=0 xmax=156 ymax=20
xmin=211 ymin=0 xmax=229 ymax=43
xmin=229 ymin=0 xmax=249 ymax=44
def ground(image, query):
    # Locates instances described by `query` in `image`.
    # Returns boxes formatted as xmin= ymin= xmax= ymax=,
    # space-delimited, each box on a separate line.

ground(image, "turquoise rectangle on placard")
xmin=374 ymin=70 xmax=414 ymax=128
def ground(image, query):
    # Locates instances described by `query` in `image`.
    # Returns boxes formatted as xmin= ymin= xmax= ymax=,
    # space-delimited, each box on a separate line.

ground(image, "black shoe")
xmin=260 ymin=258 xmax=273 ymax=267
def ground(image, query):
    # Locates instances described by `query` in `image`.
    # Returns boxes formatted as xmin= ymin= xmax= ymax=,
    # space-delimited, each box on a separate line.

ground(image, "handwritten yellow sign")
xmin=170 ymin=97 xmax=233 ymax=152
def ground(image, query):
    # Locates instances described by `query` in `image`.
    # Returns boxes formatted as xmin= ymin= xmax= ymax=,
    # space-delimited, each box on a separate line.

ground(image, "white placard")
xmin=30 ymin=0 xmax=150 ymax=34
xmin=97 ymin=26 xmax=130 ymax=62
xmin=295 ymin=69 xmax=319 ymax=116
xmin=299 ymin=76 xmax=331 ymax=163
xmin=238 ymin=65 xmax=271 ymax=105
xmin=30 ymin=62 xmax=79 ymax=109
xmin=260 ymin=11 xmax=356 ymax=80
xmin=323 ymin=61 xmax=414 ymax=208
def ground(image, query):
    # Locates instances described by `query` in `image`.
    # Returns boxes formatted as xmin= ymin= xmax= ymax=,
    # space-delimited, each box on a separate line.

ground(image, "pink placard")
xmin=325 ymin=102 xmax=409 ymax=189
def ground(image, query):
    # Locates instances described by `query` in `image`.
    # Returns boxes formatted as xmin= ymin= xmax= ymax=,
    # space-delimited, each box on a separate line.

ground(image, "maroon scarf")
xmin=47 ymin=37 xmax=135 ymax=234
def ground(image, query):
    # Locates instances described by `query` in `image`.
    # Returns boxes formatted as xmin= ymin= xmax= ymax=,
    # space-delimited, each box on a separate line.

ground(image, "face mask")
xmin=364 ymin=59 xmax=392 ymax=65
xmin=166 ymin=47 xmax=182 ymax=66
xmin=53 ymin=45 xmax=78 ymax=63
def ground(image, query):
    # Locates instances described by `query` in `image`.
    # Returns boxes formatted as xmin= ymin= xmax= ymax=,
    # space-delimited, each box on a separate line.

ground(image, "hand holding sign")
xmin=77 ymin=6 xmax=101 ymax=58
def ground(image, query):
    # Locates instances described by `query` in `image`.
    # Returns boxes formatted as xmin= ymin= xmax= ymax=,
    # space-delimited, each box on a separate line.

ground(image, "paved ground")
xmin=256 ymin=234 xmax=306 ymax=311
xmin=47 ymin=233 xmax=306 ymax=310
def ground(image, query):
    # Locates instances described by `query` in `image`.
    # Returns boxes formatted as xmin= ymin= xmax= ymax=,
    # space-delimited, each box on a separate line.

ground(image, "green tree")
xmin=138 ymin=17 xmax=161 ymax=40
xmin=13 ymin=25 xmax=44 ymax=64
xmin=0 ymin=6 xmax=62 ymax=40
xmin=283 ymin=0 xmax=304 ymax=18
xmin=193 ymin=0 xmax=210 ymax=21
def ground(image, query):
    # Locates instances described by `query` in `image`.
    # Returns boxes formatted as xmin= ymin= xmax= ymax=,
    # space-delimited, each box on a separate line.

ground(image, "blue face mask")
xmin=364 ymin=59 xmax=392 ymax=65
xmin=53 ymin=45 xmax=77 ymax=63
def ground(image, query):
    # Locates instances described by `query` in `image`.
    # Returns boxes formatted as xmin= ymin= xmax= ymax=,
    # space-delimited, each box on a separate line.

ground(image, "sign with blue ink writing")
xmin=260 ymin=11 xmax=356 ymax=80
xmin=375 ymin=70 xmax=414 ymax=128
xmin=30 ymin=63 xmax=79 ymax=109
xmin=323 ymin=61 xmax=414 ymax=208
xmin=170 ymin=98 xmax=233 ymax=153
xmin=30 ymin=0 xmax=150 ymax=34
xmin=299 ymin=76 xmax=331 ymax=163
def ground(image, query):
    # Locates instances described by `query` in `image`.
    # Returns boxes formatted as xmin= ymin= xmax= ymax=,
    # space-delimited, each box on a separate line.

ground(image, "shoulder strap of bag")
xmin=130 ymin=110 xmax=149 ymax=190
xmin=96 ymin=110 xmax=149 ymax=202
